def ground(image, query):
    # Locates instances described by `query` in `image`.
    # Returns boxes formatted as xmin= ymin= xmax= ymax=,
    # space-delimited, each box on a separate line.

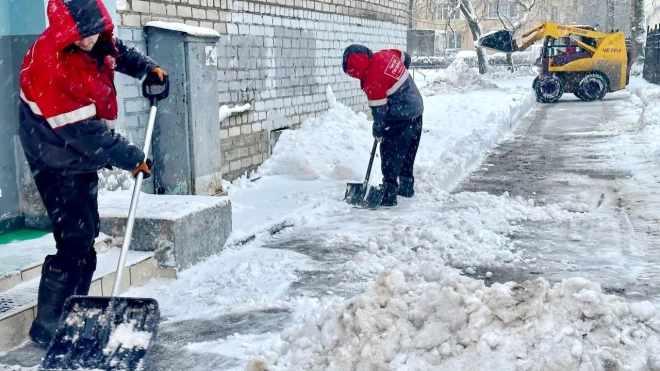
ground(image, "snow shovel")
xmin=478 ymin=30 xmax=519 ymax=53
xmin=344 ymin=139 xmax=385 ymax=209
xmin=41 ymin=77 xmax=169 ymax=371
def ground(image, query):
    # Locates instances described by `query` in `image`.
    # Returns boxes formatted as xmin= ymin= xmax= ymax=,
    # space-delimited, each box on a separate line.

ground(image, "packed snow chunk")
xmin=422 ymin=59 xmax=498 ymax=95
xmin=276 ymin=268 xmax=660 ymax=371
xmin=631 ymin=301 xmax=656 ymax=322
xmin=103 ymin=320 xmax=152 ymax=356
xmin=245 ymin=355 xmax=271 ymax=371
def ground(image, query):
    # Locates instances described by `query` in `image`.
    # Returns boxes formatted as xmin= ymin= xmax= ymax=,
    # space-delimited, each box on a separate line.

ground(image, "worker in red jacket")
xmin=342 ymin=44 xmax=424 ymax=206
xmin=18 ymin=0 xmax=168 ymax=346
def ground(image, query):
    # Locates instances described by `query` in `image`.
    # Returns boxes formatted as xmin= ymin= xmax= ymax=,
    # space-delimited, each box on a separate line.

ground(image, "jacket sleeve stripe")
xmin=386 ymin=70 xmax=409 ymax=96
xmin=19 ymin=90 xmax=42 ymax=115
xmin=368 ymin=98 xmax=388 ymax=107
xmin=21 ymin=89 xmax=97 ymax=129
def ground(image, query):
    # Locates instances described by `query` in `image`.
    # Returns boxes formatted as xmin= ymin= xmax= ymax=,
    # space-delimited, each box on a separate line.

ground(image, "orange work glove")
xmin=144 ymin=67 xmax=167 ymax=85
xmin=131 ymin=159 xmax=152 ymax=179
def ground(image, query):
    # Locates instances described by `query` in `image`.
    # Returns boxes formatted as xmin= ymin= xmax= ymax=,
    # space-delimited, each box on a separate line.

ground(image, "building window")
xmin=447 ymin=33 xmax=463 ymax=49
xmin=435 ymin=4 xmax=462 ymax=20
xmin=487 ymin=2 xmax=518 ymax=19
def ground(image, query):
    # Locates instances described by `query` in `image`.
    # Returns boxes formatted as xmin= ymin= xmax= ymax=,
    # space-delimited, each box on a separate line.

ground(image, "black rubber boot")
xmin=380 ymin=183 xmax=398 ymax=207
xmin=75 ymin=249 xmax=97 ymax=296
xmin=29 ymin=255 xmax=82 ymax=347
xmin=398 ymin=176 xmax=414 ymax=198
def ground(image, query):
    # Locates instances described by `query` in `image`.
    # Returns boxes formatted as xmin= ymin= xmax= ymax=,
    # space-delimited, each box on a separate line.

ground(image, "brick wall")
xmin=113 ymin=0 xmax=408 ymax=182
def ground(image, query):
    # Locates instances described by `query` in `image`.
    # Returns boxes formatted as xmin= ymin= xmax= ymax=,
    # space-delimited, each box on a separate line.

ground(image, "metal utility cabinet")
xmin=145 ymin=22 xmax=222 ymax=196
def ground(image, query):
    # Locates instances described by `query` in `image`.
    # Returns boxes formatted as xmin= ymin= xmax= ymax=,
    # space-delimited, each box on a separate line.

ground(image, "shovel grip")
xmin=364 ymin=138 xmax=378 ymax=184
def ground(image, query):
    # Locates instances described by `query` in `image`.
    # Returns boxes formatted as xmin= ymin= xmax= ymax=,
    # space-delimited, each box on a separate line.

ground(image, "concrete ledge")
xmin=0 ymin=236 xmax=113 ymax=294
xmin=98 ymin=193 xmax=232 ymax=271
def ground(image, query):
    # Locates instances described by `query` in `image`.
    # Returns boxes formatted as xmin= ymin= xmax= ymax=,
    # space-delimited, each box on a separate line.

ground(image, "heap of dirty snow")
xmin=421 ymin=59 xmax=499 ymax=95
xmin=276 ymin=267 xmax=660 ymax=371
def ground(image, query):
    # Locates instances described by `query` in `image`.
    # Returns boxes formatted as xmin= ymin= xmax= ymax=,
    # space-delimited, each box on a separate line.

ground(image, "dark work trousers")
xmin=380 ymin=115 xmax=423 ymax=187
xmin=31 ymin=169 xmax=100 ymax=270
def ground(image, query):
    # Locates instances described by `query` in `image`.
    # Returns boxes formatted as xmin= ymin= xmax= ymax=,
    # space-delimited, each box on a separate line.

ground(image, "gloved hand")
xmin=144 ymin=67 xmax=167 ymax=86
xmin=131 ymin=158 xmax=153 ymax=179
xmin=372 ymin=121 xmax=385 ymax=139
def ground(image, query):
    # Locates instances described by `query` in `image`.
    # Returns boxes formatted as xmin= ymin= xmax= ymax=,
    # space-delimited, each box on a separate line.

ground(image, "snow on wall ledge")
xmin=144 ymin=21 xmax=220 ymax=37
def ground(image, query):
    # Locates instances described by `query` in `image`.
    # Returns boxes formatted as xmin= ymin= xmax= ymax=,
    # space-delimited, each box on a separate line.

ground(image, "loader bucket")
xmin=479 ymin=30 xmax=518 ymax=53
xmin=41 ymin=296 xmax=159 ymax=371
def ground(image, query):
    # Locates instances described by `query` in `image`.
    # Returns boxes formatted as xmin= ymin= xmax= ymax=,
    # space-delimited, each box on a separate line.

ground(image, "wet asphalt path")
xmin=455 ymin=92 xmax=660 ymax=304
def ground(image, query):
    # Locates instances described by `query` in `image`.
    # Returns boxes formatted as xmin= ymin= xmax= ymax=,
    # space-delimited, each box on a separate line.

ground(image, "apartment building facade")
xmin=410 ymin=0 xmax=630 ymax=57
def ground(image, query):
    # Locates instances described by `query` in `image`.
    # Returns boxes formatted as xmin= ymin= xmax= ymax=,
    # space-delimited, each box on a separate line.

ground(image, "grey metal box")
xmin=145 ymin=25 xmax=222 ymax=195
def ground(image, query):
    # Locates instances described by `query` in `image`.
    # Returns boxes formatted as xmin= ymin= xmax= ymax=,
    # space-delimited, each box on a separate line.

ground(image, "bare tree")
xmin=630 ymin=0 xmax=646 ymax=61
xmin=487 ymin=0 xmax=546 ymax=68
xmin=647 ymin=0 xmax=660 ymax=27
xmin=456 ymin=0 xmax=490 ymax=73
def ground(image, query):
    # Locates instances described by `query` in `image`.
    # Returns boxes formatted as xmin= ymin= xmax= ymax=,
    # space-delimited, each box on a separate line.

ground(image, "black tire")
xmin=535 ymin=75 xmax=564 ymax=103
xmin=532 ymin=76 xmax=539 ymax=91
xmin=574 ymin=90 xmax=585 ymax=100
xmin=577 ymin=73 xmax=608 ymax=101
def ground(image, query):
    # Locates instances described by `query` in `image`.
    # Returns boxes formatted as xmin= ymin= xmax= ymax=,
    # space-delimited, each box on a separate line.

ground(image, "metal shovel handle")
xmin=363 ymin=138 xmax=378 ymax=185
xmin=111 ymin=81 xmax=167 ymax=296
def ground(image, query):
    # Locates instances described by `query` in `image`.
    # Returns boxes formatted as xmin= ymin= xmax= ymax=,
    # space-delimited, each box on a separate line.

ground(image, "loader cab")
xmin=542 ymin=33 xmax=596 ymax=70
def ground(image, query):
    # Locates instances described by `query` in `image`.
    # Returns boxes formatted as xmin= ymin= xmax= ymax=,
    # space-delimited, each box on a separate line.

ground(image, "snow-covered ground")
xmin=129 ymin=62 xmax=660 ymax=370
xmin=105 ymin=64 xmax=660 ymax=370
xmin=6 ymin=61 xmax=660 ymax=371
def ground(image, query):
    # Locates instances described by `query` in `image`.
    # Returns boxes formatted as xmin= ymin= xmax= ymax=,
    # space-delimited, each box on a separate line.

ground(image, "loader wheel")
xmin=577 ymin=74 xmax=608 ymax=101
xmin=532 ymin=76 xmax=539 ymax=90
xmin=535 ymin=75 xmax=564 ymax=103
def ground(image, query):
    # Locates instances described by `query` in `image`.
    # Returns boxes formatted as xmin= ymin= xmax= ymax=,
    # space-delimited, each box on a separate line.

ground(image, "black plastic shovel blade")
xmin=42 ymin=296 xmax=159 ymax=371
xmin=360 ymin=185 xmax=385 ymax=209
xmin=479 ymin=30 xmax=518 ymax=53
xmin=345 ymin=182 xmax=367 ymax=206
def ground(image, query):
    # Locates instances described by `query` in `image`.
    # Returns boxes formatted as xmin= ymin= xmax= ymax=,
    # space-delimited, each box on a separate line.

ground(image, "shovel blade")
xmin=42 ymin=296 xmax=160 ymax=371
xmin=345 ymin=183 xmax=367 ymax=206
xmin=360 ymin=185 xmax=385 ymax=209
xmin=479 ymin=30 xmax=518 ymax=53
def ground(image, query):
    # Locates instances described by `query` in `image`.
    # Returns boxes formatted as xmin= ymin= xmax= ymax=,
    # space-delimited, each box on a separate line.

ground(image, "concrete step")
xmin=0 ymin=245 xmax=165 ymax=352
xmin=23 ymin=193 xmax=232 ymax=272
xmin=0 ymin=235 xmax=114 ymax=295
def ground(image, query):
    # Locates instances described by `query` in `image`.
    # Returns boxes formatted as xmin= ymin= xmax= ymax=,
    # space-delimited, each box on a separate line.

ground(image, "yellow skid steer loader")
xmin=479 ymin=22 xmax=630 ymax=103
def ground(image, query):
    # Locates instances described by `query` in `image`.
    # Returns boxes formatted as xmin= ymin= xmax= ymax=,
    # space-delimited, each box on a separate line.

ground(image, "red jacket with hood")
xmin=342 ymin=44 xmax=424 ymax=133
xmin=19 ymin=0 xmax=157 ymax=175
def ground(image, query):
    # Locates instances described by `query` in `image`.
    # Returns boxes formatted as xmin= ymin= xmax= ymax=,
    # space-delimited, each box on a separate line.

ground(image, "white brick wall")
xmin=115 ymin=0 xmax=407 ymax=181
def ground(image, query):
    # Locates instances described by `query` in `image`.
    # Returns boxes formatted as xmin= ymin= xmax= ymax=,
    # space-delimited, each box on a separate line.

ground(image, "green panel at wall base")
xmin=0 ymin=229 xmax=48 ymax=244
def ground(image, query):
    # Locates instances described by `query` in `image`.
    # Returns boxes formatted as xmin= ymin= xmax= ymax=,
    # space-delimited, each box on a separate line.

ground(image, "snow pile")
xmin=627 ymin=77 xmax=660 ymax=128
xmin=414 ymin=86 xmax=535 ymax=193
xmin=98 ymin=167 xmax=133 ymax=191
xmin=487 ymin=65 xmax=538 ymax=79
xmin=278 ymin=268 xmax=660 ymax=371
xmin=255 ymin=86 xmax=380 ymax=183
xmin=421 ymin=59 xmax=498 ymax=95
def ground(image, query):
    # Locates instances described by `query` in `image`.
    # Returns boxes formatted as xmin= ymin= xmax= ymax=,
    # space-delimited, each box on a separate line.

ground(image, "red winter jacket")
xmin=343 ymin=45 xmax=424 ymax=128
xmin=19 ymin=0 xmax=157 ymax=175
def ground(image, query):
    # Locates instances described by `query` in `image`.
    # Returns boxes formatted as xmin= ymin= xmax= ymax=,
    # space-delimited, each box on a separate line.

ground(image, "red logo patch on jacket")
xmin=384 ymin=56 xmax=405 ymax=79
